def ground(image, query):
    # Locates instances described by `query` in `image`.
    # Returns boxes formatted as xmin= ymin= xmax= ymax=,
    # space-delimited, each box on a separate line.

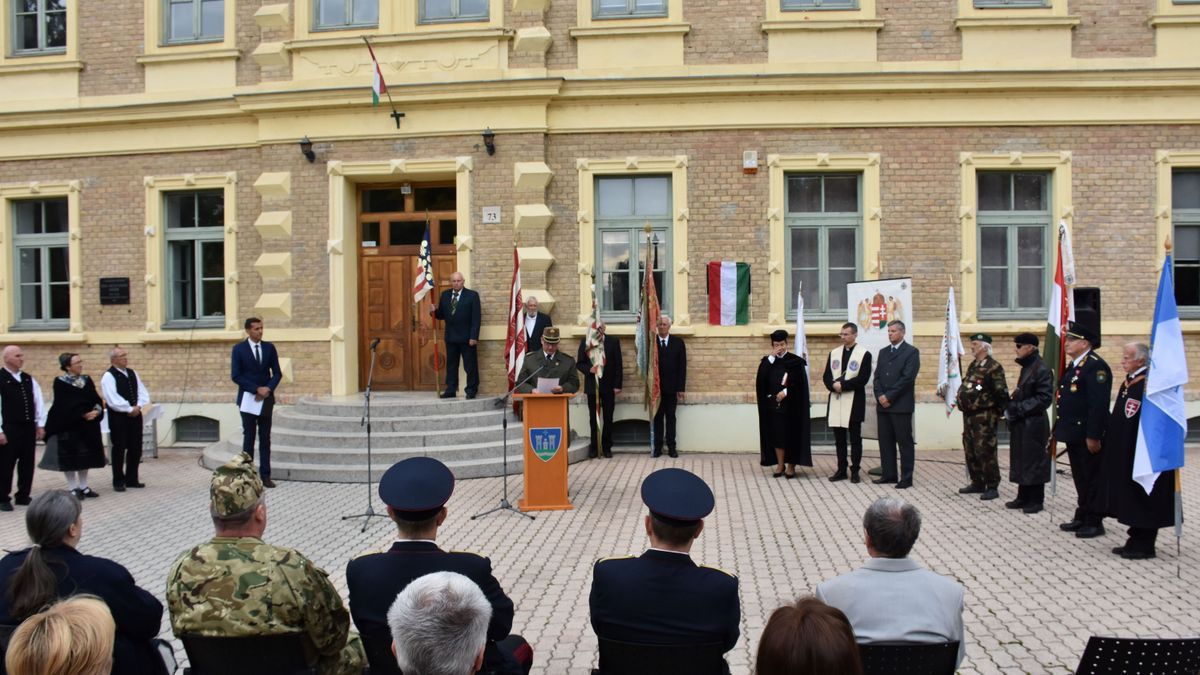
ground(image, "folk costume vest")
xmin=106 ymin=366 xmax=139 ymax=407
xmin=826 ymin=344 xmax=865 ymax=428
xmin=0 ymin=371 xmax=36 ymax=429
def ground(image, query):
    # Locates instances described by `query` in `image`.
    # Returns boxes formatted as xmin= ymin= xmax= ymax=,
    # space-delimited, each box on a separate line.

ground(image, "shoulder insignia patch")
xmin=700 ymin=564 xmax=738 ymax=579
xmin=448 ymin=550 xmax=485 ymax=558
xmin=1096 ymin=371 xmax=1108 ymax=384
xmin=596 ymin=555 xmax=635 ymax=564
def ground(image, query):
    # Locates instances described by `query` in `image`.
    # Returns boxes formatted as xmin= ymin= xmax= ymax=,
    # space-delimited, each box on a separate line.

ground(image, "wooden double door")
xmin=357 ymin=183 xmax=458 ymax=391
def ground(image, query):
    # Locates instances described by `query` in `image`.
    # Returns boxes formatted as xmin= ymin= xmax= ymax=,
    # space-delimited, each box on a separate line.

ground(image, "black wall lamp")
xmin=482 ymin=128 xmax=496 ymax=156
xmin=299 ymin=136 xmax=315 ymax=163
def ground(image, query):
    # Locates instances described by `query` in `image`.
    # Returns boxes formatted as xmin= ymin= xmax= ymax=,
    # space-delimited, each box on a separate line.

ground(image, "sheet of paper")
xmin=535 ymin=377 xmax=560 ymax=394
xmin=142 ymin=403 xmax=164 ymax=426
xmin=239 ymin=394 xmax=264 ymax=416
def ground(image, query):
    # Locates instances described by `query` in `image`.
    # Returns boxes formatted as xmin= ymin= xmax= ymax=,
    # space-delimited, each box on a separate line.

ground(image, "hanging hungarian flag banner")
xmin=1044 ymin=220 xmax=1075 ymax=425
xmin=706 ymin=261 xmax=750 ymax=325
xmin=504 ymin=248 xmax=526 ymax=394
xmin=364 ymin=38 xmax=388 ymax=106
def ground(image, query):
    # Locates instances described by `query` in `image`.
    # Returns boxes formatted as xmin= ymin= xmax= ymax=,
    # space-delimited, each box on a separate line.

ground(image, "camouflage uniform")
xmin=166 ymin=454 xmax=365 ymax=675
xmin=956 ymin=356 xmax=1010 ymax=490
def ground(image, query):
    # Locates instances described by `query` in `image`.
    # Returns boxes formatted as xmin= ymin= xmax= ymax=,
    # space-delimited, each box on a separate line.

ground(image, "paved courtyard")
xmin=1 ymin=445 xmax=1197 ymax=674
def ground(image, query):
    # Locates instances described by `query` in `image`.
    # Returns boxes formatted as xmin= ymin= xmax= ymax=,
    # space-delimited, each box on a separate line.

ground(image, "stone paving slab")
xmin=1 ymin=446 xmax=1197 ymax=674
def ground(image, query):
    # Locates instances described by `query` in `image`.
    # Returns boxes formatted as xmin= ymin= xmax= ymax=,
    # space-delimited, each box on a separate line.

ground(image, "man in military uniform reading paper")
xmin=1055 ymin=321 xmax=1113 ymax=539
xmin=954 ymin=333 xmax=1009 ymax=502
xmin=166 ymin=453 xmax=365 ymax=675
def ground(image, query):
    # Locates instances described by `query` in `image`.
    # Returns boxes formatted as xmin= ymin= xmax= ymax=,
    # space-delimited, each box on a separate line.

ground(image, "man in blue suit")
xmin=431 ymin=271 xmax=482 ymax=399
xmin=873 ymin=319 xmax=921 ymax=489
xmin=231 ymin=317 xmax=281 ymax=487
xmin=589 ymin=469 xmax=740 ymax=672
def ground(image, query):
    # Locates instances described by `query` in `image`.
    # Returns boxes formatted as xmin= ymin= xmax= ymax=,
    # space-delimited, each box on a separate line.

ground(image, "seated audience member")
xmin=346 ymin=457 xmax=531 ymax=675
xmin=166 ymin=453 xmax=365 ymax=675
xmin=387 ymin=572 xmax=492 ymax=675
xmin=589 ymin=469 xmax=740 ymax=669
xmin=755 ymin=596 xmax=863 ymax=675
xmin=5 ymin=596 xmax=115 ymax=675
xmin=815 ymin=496 xmax=965 ymax=668
xmin=0 ymin=491 xmax=169 ymax=675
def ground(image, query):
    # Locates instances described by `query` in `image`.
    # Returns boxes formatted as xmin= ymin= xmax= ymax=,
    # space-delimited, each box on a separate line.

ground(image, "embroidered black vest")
xmin=106 ymin=366 xmax=139 ymax=407
xmin=0 ymin=372 xmax=36 ymax=428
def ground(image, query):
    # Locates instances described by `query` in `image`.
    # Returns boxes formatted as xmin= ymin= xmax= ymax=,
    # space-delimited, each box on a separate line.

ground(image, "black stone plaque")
xmin=99 ymin=277 xmax=130 ymax=305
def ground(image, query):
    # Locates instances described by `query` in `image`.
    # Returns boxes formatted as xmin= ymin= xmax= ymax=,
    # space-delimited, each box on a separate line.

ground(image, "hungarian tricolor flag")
xmin=707 ymin=261 xmax=750 ymax=325
xmin=364 ymin=38 xmax=388 ymax=106
xmin=504 ymin=248 xmax=527 ymax=395
xmin=1043 ymin=220 xmax=1075 ymax=425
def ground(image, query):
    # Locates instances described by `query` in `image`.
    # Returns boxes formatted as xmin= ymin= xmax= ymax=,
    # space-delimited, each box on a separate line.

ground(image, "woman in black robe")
xmin=40 ymin=352 xmax=106 ymax=499
xmin=756 ymin=329 xmax=812 ymax=478
xmin=1094 ymin=342 xmax=1176 ymax=560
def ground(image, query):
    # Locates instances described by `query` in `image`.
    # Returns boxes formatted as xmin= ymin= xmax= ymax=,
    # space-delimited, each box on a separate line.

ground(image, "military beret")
xmin=769 ymin=329 xmax=788 ymax=343
xmin=1065 ymin=320 xmax=1098 ymax=345
xmin=210 ymin=453 xmax=263 ymax=517
xmin=542 ymin=326 xmax=560 ymax=344
xmin=1014 ymin=332 xmax=1039 ymax=347
xmin=969 ymin=333 xmax=992 ymax=344
xmin=641 ymin=468 xmax=714 ymax=525
xmin=379 ymin=457 xmax=455 ymax=520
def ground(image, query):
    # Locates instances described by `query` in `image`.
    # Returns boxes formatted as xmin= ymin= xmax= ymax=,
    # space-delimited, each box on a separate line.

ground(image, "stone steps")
xmin=202 ymin=393 xmax=588 ymax=481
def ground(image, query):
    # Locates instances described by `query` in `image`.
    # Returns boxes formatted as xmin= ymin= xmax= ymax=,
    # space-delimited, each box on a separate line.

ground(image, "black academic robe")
xmin=1094 ymin=375 xmax=1176 ymax=529
xmin=755 ymin=353 xmax=811 ymax=467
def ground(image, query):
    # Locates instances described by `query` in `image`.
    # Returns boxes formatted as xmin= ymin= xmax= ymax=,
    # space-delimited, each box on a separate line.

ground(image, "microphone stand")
xmin=471 ymin=364 xmax=547 ymax=521
xmin=343 ymin=339 xmax=389 ymax=532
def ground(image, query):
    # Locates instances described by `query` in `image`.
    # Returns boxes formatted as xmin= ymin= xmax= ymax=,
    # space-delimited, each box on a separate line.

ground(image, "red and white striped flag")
xmin=504 ymin=248 xmax=527 ymax=392
xmin=413 ymin=225 xmax=434 ymax=303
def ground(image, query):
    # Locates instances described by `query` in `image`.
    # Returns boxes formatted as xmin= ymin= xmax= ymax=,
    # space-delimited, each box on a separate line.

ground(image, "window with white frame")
xmin=1174 ymin=170 xmax=1200 ymax=308
xmin=782 ymin=0 xmax=858 ymax=10
xmin=595 ymin=175 xmax=671 ymax=320
xmin=785 ymin=173 xmax=861 ymax=318
xmin=977 ymin=172 xmax=1050 ymax=316
xmin=420 ymin=0 xmax=488 ymax=23
xmin=164 ymin=190 xmax=225 ymax=325
xmin=313 ymin=0 xmax=378 ymax=29
xmin=11 ymin=198 xmax=69 ymax=328
xmin=593 ymin=0 xmax=667 ymax=19
xmin=163 ymin=0 xmax=223 ymax=44
xmin=974 ymin=0 xmax=1049 ymax=6
xmin=12 ymin=0 xmax=67 ymax=55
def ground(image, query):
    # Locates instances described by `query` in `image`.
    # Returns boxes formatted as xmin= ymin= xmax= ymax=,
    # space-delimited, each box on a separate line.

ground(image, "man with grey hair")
xmin=100 ymin=346 xmax=151 ymax=492
xmin=954 ymin=333 xmax=1009 ymax=501
xmin=815 ymin=497 xmax=965 ymax=668
xmin=521 ymin=296 xmax=552 ymax=351
xmin=388 ymin=571 xmax=492 ymax=675
xmin=0 ymin=345 xmax=46 ymax=512
xmin=873 ymin=320 xmax=920 ymax=488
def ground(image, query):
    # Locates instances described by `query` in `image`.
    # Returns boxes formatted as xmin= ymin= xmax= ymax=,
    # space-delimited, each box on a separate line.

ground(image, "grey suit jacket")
xmin=815 ymin=557 xmax=965 ymax=668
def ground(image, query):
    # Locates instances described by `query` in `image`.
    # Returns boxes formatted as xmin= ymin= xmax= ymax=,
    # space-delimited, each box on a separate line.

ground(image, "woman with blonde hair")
xmin=4 ymin=596 xmax=115 ymax=675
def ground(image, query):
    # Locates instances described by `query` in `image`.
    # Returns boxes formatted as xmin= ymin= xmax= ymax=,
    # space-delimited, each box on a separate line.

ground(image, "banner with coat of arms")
xmin=846 ymin=277 xmax=914 ymax=440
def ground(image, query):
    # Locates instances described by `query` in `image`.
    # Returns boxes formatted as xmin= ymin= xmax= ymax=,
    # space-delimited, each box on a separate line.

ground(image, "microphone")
xmin=370 ymin=337 xmax=381 ymax=350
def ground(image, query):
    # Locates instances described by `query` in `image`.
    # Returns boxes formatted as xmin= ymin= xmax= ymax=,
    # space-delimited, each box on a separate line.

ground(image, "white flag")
xmin=795 ymin=288 xmax=810 ymax=379
xmin=937 ymin=286 xmax=965 ymax=416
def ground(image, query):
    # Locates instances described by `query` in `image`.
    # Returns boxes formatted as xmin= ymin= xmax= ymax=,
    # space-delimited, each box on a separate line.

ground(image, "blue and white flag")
xmin=1133 ymin=253 xmax=1189 ymax=495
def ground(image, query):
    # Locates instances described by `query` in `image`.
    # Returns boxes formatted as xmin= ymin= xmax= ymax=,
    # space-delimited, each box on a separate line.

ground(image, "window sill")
xmin=136 ymin=49 xmax=241 ymax=65
xmin=0 ymin=329 xmax=83 ymax=343
xmin=1149 ymin=14 xmax=1200 ymax=27
xmin=954 ymin=15 xmax=1080 ymax=29
xmin=0 ymin=59 xmax=83 ymax=75
xmin=144 ymin=327 xmax=241 ymax=342
xmin=762 ymin=18 xmax=883 ymax=32
xmin=568 ymin=22 xmax=691 ymax=39
xmin=289 ymin=26 xmax=511 ymax=51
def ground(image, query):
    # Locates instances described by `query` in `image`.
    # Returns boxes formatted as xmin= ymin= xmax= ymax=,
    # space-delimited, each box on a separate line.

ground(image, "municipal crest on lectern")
xmin=529 ymin=428 xmax=563 ymax=462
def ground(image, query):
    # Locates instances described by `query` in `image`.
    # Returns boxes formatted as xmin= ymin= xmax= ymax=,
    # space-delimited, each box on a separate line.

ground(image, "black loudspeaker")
xmin=1073 ymin=287 xmax=1101 ymax=348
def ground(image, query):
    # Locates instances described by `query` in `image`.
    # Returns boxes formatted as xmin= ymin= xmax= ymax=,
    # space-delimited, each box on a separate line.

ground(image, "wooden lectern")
xmin=513 ymin=393 xmax=574 ymax=512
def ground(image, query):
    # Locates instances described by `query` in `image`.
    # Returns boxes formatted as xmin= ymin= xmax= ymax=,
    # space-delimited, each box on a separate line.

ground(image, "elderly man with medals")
xmin=822 ymin=322 xmax=872 ymax=483
xmin=954 ymin=333 xmax=1010 ymax=502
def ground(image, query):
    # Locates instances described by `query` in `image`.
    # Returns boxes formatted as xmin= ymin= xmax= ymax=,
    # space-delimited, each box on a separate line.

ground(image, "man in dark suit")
xmin=577 ymin=323 xmax=622 ymax=459
xmin=653 ymin=314 xmax=685 ymax=458
xmin=873 ymin=320 xmax=920 ymax=489
xmin=590 ymin=468 xmax=739 ymax=671
xmin=522 ymin=295 xmax=552 ymax=351
xmin=346 ymin=458 xmax=532 ymax=675
xmin=432 ymin=272 xmax=482 ymax=399
xmin=231 ymin=317 xmax=282 ymax=487
xmin=1055 ymin=321 xmax=1113 ymax=539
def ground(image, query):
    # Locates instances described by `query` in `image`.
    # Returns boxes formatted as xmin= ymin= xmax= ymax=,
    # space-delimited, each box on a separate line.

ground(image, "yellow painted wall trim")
xmin=1154 ymin=0 xmax=1200 ymax=18
xmin=288 ymin=27 xmax=512 ymax=51
xmin=143 ymin=172 xmax=241 ymax=334
xmin=576 ymin=156 xmax=690 ymax=328
xmin=1150 ymin=15 xmax=1200 ymax=26
xmin=1156 ymin=150 xmax=1200 ymax=269
xmin=766 ymin=0 xmax=876 ymax=22
xmin=956 ymin=0 xmax=1069 ymax=19
xmin=568 ymin=23 xmax=691 ymax=38
xmin=136 ymin=49 xmax=241 ymax=65
xmin=767 ymin=153 xmax=881 ymax=324
xmin=325 ymin=157 xmax=473 ymax=395
xmin=0 ymin=1 xmax=79 ymax=67
xmin=143 ymin=0 xmax=237 ymax=55
xmin=573 ymin=0 xmax=684 ymax=30
xmin=0 ymin=60 xmax=83 ymax=75
xmin=293 ymin=0 xmax=505 ymax=38
xmin=0 ymin=180 xmax=83 ymax=334
xmin=954 ymin=16 xmax=1080 ymax=29
xmin=761 ymin=19 xmax=884 ymax=32
xmin=255 ymin=4 xmax=291 ymax=29
xmin=958 ymin=151 xmax=1072 ymax=323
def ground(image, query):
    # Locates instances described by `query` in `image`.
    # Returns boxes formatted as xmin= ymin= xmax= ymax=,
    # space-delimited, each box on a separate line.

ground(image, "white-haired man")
xmin=388 ymin=571 xmax=492 ymax=675
xmin=953 ymin=333 xmax=1009 ymax=501
xmin=521 ymin=296 xmax=552 ymax=351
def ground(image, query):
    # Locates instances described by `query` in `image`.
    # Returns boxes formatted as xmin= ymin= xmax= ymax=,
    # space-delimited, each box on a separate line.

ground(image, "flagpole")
xmin=362 ymin=36 xmax=405 ymax=128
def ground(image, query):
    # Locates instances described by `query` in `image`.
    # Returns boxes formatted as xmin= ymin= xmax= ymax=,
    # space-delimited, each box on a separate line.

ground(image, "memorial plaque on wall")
xmin=99 ymin=277 xmax=130 ymax=305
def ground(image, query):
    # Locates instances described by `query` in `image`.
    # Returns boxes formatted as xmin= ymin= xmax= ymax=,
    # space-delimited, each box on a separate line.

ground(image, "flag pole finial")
xmin=1165 ymin=236 xmax=1173 ymax=254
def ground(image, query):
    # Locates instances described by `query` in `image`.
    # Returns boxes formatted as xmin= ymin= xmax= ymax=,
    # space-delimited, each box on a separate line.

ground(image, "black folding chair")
xmin=1075 ymin=636 xmax=1200 ymax=675
xmin=180 ymin=632 xmax=318 ymax=675
xmin=857 ymin=641 xmax=960 ymax=675
xmin=593 ymin=637 xmax=727 ymax=675
xmin=0 ymin=624 xmax=18 ymax=675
